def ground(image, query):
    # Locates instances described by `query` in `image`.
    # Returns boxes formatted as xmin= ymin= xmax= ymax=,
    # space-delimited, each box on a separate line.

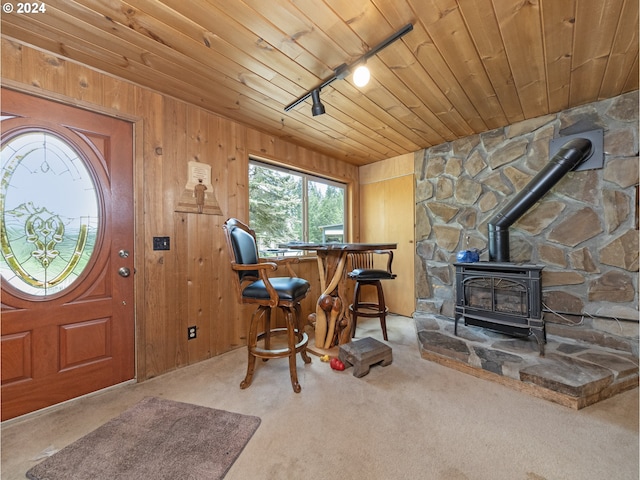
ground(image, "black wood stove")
xmin=455 ymin=262 xmax=545 ymax=354
xmin=453 ymin=137 xmax=595 ymax=356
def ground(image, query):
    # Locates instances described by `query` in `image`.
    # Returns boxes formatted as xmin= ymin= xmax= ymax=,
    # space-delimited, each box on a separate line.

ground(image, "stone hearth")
xmin=415 ymin=312 xmax=638 ymax=409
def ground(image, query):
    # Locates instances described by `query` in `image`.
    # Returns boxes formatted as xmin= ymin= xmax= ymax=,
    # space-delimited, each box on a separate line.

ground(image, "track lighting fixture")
xmin=284 ymin=23 xmax=413 ymax=116
xmin=352 ymin=64 xmax=370 ymax=87
xmin=311 ymin=89 xmax=325 ymax=116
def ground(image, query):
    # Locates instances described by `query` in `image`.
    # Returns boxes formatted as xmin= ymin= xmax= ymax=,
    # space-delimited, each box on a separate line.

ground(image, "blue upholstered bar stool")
xmin=347 ymin=250 xmax=396 ymax=341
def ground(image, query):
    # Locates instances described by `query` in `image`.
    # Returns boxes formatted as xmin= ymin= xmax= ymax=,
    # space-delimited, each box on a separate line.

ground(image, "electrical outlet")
xmin=187 ymin=326 xmax=197 ymax=340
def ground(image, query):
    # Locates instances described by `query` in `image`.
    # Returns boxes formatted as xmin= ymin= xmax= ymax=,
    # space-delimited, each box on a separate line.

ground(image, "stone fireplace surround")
xmin=413 ymin=91 xmax=639 ymax=406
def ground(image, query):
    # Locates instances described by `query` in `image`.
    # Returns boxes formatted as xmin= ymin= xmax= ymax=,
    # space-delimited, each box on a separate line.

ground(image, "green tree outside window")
xmin=249 ymin=161 xmax=345 ymax=252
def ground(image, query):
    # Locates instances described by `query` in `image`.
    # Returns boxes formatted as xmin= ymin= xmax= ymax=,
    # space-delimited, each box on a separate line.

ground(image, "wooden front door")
xmin=0 ymin=89 xmax=135 ymax=420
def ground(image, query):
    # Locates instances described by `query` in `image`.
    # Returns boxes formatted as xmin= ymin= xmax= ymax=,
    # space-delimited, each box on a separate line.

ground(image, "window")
xmin=1 ymin=130 xmax=100 ymax=296
xmin=249 ymin=159 xmax=346 ymax=253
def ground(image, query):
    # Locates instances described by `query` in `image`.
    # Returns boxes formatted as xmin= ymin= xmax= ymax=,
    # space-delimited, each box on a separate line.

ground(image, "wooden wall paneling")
xmin=209 ymin=214 xmax=223 ymax=356
xmin=65 ymin=61 xmax=103 ymax=104
xmin=212 ymin=116 xmax=230 ymax=218
xmin=274 ymin=139 xmax=299 ymax=165
xmin=1 ymin=42 xmax=365 ymax=384
xmin=185 ymin=214 xmax=215 ymax=363
xmin=349 ymin=188 xmax=360 ymax=243
xmin=291 ymin=259 xmax=320 ymax=331
xmin=225 ymin=146 xmax=252 ymax=356
xmin=102 ymin=75 xmax=136 ymax=114
xmin=163 ymin=98 xmax=188 ymax=370
xmin=21 ymin=46 xmax=66 ymax=92
xmin=294 ymin=144 xmax=317 ymax=171
xmin=187 ymin=104 xmax=209 ymax=164
xmin=217 ymin=117 xmax=248 ymax=219
xmin=183 ymin=106 xmax=212 ymax=363
xmin=246 ymin=129 xmax=276 ymax=159
xmin=247 ymin=131 xmax=360 ymax=184
xmin=138 ymin=88 xmax=168 ymax=379
xmin=0 ymin=39 xmax=22 ymax=81
xmin=228 ymin=118 xmax=249 ymax=352
xmin=357 ymin=152 xmax=413 ymax=183
xmin=211 ymin=216 xmax=240 ymax=356
xmin=173 ymin=211 xmax=190 ymax=367
xmin=266 ymin=258 xmax=320 ymax=331
xmin=211 ymin=116 xmax=250 ymax=356
xmin=132 ymin=117 xmax=147 ymax=383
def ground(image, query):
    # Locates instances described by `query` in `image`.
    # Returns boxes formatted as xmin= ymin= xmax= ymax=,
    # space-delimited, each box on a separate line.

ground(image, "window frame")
xmin=248 ymin=157 xmax=348 ymax=253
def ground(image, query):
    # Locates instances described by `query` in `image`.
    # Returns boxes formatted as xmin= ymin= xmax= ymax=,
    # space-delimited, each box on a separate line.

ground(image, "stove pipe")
xmin=488 ymin=138 xmax=593 ymax=262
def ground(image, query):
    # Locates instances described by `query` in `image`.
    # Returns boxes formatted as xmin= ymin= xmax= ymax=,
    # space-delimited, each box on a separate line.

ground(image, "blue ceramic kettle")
xmin=456 ymin=248 xmax=481 ymax=263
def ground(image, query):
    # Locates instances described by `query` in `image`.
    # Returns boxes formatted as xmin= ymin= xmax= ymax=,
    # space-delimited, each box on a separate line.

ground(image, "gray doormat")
xmin=26 ymin=397 xmax=261 ymax=480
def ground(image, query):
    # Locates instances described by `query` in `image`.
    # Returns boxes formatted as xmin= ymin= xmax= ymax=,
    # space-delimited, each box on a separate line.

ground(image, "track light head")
xmin=311 ymin=88 xmax=325 ymax=116
xmin=353 ymin=65 xmax=370 ymax=87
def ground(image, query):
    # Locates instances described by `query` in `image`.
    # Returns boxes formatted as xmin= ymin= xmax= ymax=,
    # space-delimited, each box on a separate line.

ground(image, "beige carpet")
xmin=2 ymin=315 xmax=638 ymax=480
xmin=25 ymin=397 xmax=260 ymax=480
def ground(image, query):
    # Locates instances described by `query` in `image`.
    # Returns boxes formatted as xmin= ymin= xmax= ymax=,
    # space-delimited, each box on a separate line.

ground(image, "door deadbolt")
xmin=119 ymin=250 xmax=130 ymax=258
xmin=118 ymin=267 xmax=131 ymax=277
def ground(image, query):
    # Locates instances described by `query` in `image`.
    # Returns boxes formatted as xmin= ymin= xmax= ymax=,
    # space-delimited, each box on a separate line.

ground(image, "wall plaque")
xmin=175 ymin=161 xmax=222 ymax=215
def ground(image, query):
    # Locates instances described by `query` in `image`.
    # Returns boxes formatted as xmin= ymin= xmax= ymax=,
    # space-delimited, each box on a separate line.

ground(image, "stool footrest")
xmin=349 ymin=303 xmax=389 ymax=318
xmin=252 ymin=329 xmax=308 ymax=358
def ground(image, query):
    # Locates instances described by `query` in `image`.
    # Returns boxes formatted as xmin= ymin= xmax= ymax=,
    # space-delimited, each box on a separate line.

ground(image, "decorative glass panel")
xmin=1 ymin=131 xmax=99 ymax=296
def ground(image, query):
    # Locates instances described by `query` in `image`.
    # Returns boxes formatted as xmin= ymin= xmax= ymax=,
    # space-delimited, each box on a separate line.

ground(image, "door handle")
xmin=118 ymin=267 xmax=131 ymax=277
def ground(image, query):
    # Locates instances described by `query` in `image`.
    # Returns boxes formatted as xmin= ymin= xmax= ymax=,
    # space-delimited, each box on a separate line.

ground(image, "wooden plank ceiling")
xmin=2 ymin=0 xmax=638 ymax=166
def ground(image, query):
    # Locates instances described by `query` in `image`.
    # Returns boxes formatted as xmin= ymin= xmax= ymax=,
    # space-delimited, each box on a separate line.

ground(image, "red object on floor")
xmin=330 ymin=358 xmax=345 ymax=371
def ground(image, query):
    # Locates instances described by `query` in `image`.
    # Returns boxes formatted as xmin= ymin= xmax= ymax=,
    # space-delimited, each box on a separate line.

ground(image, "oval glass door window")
xmin=1 ymin=131 xmax=100 ymax=297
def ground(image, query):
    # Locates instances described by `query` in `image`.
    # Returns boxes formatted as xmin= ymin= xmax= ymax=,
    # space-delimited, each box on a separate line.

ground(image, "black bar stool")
xmin=223 ymin=218 xmax=311 ymax=393
xmin=347 ymin=250 xmax=396 ymax=341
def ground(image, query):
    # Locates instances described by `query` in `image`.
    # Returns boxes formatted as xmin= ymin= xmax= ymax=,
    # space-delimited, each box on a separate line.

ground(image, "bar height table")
xmin=284 ymin=242 xmax=397 ymax=352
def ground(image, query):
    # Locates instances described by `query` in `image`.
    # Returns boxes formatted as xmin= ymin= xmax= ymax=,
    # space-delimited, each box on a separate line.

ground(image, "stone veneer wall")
xmin=414 ymin=91 xmax=639 ymax=348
